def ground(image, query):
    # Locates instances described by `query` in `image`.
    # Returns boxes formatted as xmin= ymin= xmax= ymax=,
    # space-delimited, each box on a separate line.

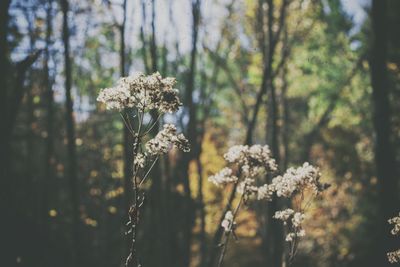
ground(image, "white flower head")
xmin=292 ymin=212 xmax=305 ymax=227
xmin=221 ymin=211 xmax=234 ymax=232
xmin=272 ymin=162 xmax=321 ymax=198
xmin=257 ymin=184 xmax=274 ymax=201
xmin=388 ymin=213 xmax=400 ymax=236
xmin=97 ymin=85 xmax=133 ymax=110
xmin=273 ymin=209 xmax=295 ymax=223
xmin=134 ymin=153 xmax=146 ymax=168
xmin=388 ymin=250 xmax=400 ymax=263
xmin=145 ymin=124 xmax=190 ymax=155
xmin=208 ymin=167 xmax=238 ymax=186
xmin=97 ymin=72 xmax=182 ymax=113
xmin=237 ymin=178 xmax=258 ymax=195
xmin=285 ymin=229 xmax=305 ymax=242
xmin=224 ymin=145 xmax=277 ymax=177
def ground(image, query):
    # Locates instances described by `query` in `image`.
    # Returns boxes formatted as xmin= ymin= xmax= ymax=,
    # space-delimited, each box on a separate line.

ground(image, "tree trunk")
xmin=264 ymin=0 xmax=284 ymax=266
xmin=281 ymin=28 xmax=289 ymax=170
xmin=369 ymin=0 xmax=399 ymax=266
xmin=42 ymin=3 xmax=54 ymax=265
xmin=0 ymin=0 xmax=11 ymax=199
xmin=43 ymin=0 xmax=54 ymax=230
xmin=179 ymin=1 xmax=201 ymax=266
xmin=61 ymin=0 xmax=81 ymax=265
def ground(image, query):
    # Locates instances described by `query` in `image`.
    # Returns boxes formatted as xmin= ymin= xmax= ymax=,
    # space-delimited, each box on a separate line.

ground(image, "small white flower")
xmin=388 ymin=249 xmax=400 ymax=263
xmin=221 ymin=211 xmax=234 ymax=232
xmin=387 ymin=213 xmax=400 ymax=263
xmin=145 ymin=124 xmax=190 ymax=155
xmin=237 ymin=178 xmax=258 ymax=195
xmin=389 ymin=213 xmax=400 ymax=236
xmin=134 ymin=153 xmax=146 ymax=168
xmin=97 ymin=85 xmax=133 ymax=110
xmin=208 ymin=168 xmax=238 ymax=186
xmin=285 ymin=229 xmax=305 ymax=242
xmin=273 ymin=209 xmax=295 ymax=223
xmin=257 ymin=184 xmax=274 ymax=201
xmin=223 ymin=145 xmax=277 ymax=177
xmin=292 ymin=212 xmax=305 ymax=228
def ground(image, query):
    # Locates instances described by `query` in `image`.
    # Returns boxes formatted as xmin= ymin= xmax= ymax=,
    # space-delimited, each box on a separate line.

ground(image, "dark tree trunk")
xmin=179 ymin=1 xmax=201 ymax=266
xmin=140 ymin=0 xmax=150 ymax=74
xmin=137 ymin=2 xmax=172 ymax=265
xmin=43 ymin=0 xmax=54 ymax=229
xmin=369 ymin=0 xmax=399 ymax=266
xmin=42 ymin=2 xmax=54 ymax=265
xmin=0 ymin=0 xmax=11 ymax=196
xmin=120 ymin=0 xmax=133 ymax=225
xmin=61 ymin=0 xmax=81 ymax=265
xmin=264 ymin=0 xmax=284 ymax=266
xmin=150 ymin=0 xmax=157 ymax=72
xmin=281 ymin=29 xmax=289 ymax=170
xmin=197 ymin=156 xmax=207 ymax=267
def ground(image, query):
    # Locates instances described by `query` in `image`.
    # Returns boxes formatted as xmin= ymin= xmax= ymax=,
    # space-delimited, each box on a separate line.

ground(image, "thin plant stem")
xmin=217 ymin=233 xmax=230 ymax=267
xmin=217 ymin=191 xmax=245 ymax=267
xmin=120 ymin=112 xmax=135 ymax=136
xmin=139 ymin=157 xmax=159 ymax=187
xmin=141 ymin=113 xmax=162 ymax=137
xmin=126 ymin=107 xmax=146 ymax=267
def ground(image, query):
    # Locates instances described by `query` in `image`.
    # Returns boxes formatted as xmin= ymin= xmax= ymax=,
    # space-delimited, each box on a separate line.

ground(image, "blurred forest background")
xmin=0 ymin=0 xmax=399 ymax=266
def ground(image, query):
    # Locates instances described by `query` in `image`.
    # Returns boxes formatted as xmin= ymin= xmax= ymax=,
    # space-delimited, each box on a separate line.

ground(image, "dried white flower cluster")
xmin=224 ymin=145 xmax=278 ymax=177
xmin=274 ymin=209 xmax=306 ymax=241
xmin=146 ymin=124 xmax=190 ymax=155
xmin=257 ymin=184 xmax=275 ymax=200
xmin=389 ymin=213 xmax=400 ymax=236
xmin=388 ymin=250 xmax=400 ymax=264
xmin=134 ymin=153 xmax=146 ymax=168
xmin=388 ymin=213 xmax=400 ymax=263
xmin=98 ymin=73 xmax=189 ymax=267
xmin=209 ymin=144 xmax=323 ymax=247
xmin=97 ymin=72 xmax=181 ymax=112
xmin=221 ymin=211 xmax=234 ymax=232
xmin=272 ymin=162 xmax=321 ymax=198
xmin=274 ymin=208 xmax=295 ymax=222
xmin=209 ymin=145 xmax=278 ymax=199
xmin=209 ymin=168 xmax=238 ymax=186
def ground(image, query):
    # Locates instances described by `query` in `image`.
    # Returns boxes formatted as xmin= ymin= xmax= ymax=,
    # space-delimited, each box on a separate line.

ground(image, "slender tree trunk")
xmin=196 ymin=69 xmax=210 ymax=267
xmin=281 ymin=30 xmax=289 ymax=170
xmin=120 ymin=0 xmax=133 ymax=224
xmin=42 ymin=3 xmax=54 ymax=266
xmin=369 ymin=0 xmax=399 ymax=266
xmin=61 ymin=0 xmax=81 ymax=265
xmin=264 ymin=1 xmax=284 ymax=266
xmin=43 ymin=0 xmax=54 ymax=230
xmin=140 ymin=0 xmax=150 ymax=74
xmin=138 ymin=2 xmax=172 ymax=265
xmin=196 ymin=156 xmax=207 ymax=267
xmin=148 ymin=1 xmax=167 ymax=266
xmin=179 ymin=1 xmax=201 ymax=266
xmin=0 ymin=0 xmax=11 ymax=198
xmin=150 ymin=0 xmax=157 ymax=72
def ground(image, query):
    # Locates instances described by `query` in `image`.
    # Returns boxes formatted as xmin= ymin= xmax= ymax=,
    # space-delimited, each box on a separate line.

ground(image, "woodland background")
xmin=0 ymin=0 xmax=399 ymax=267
